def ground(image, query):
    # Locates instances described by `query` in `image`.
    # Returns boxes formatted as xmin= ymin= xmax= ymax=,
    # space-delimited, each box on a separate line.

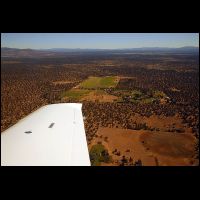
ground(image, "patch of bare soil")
xmin=81 ymin=91 xmax=118 ymax=102
xmin=140 ymin=131 xmax=197 ymax=166
xmin=90 ymin=128 xmax=156 ymax=166
xmin=89 ymin=127 xmax=197 ymax=166
xmin=131 ymin=113 xmax=192 ymax=133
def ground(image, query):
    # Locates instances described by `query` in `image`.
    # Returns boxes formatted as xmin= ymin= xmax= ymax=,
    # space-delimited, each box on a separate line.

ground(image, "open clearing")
xmin=79 ymin=76 xmax=119 ymax=89
xmin=61 ymin=76 xmax=120 ymax=102
xmin=89 ymin=127 xmax=197 ymax=166
xmin=61 ymin=89 xmax=90 ymax=101
xmin=61 ymin=89 xmax=118 ymax=102
xmin=81 ymin=90 xmax=118 ymax=102
xmin=130 ymin=113 xmax=192 ymax=133
xmin=61 ymin=77 xmax=167 ymax=104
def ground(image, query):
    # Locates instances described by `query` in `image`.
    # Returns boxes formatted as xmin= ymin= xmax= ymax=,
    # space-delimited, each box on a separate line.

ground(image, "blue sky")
xmin=1 ymin=33 xmax=199 ymax=49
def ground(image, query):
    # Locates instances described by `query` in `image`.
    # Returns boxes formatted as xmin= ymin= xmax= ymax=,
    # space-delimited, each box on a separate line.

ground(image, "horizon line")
xmin=2 ymin=46 xmax=199 ymax=50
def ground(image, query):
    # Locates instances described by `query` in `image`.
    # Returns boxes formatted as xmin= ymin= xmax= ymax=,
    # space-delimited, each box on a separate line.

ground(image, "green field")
xmin=61 ymin=89 xmax=90 ymax=100
xmin=79 ymin=76 xmax=119 ymax=89
xmin=61 ymin=80 xmax=166 ymax=104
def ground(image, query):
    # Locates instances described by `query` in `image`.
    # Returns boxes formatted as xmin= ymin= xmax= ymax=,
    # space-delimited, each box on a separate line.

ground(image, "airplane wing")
xmin=1 ymin=103 xmax=91 ymax=166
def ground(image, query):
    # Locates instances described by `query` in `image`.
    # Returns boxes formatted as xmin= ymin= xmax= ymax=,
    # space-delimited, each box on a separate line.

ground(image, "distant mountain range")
xmin=39 ymin=46 xmax=199 ymax=52
xmin=1 ymin=46 xmax=199 ymax=58
xmin=1 ymin=47 xmax=62 ymax=58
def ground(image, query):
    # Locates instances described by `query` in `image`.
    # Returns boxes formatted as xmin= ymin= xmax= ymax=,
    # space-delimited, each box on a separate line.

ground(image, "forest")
xmin=1 ymin=52 xmax=199 ymax=165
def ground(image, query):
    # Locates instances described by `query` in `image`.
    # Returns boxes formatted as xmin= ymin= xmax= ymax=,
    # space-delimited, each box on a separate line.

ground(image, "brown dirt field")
xmin=140 ymin=132 xmax=197 ymax=166
xmin=131 ymin=113 xmax=192 ymax=133
xmin=89 ymin=127 xmax=197 ymax=166
xmin=90 ymin=128 xmax=156 ymax=166
xmin=81 ymin=91 xmax=118 ymax=102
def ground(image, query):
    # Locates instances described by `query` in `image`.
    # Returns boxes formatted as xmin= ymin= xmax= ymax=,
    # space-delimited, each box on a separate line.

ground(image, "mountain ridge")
xmin=1 ymin=46 xmax=199 ymax=58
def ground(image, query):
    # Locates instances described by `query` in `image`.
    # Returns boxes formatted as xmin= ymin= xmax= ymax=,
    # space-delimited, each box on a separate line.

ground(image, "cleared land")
xmin=133 ymin=113 xmax=191 ymax=133
xmin=79 ymin=76 xmax=119 ymax=89
xmin=61 ymin=89 xmax=90 ymax=101
xmin=89 ymin=127 xmax=197 ymax=166
xmin=81 ymin=90 xmax=118 ymax=102
xmin=61 ymin=76 xmax=168 ymax=104
xmin=61 ymin=89 xmax=119 ymax=103
xmin=61 ymin=76 xmax=120 ymax=102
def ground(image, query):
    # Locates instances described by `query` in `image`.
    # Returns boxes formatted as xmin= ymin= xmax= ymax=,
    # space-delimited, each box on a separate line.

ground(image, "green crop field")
xmin=61 ymin=89 xmax=90 ymax=100
xmin=79 ymin=76 xmax=119 ymax=89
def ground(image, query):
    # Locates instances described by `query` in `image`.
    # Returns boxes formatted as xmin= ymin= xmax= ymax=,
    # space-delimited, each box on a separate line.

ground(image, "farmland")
xmin=79 ymin=76 xmax=119 ymax=89
xmin=61 ymin=76 xmax=169 ymax=104
xmin=61 ymin=89 xmax=90 ymax=101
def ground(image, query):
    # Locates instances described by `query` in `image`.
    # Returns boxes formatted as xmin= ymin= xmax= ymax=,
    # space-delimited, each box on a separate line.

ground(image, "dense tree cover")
xmin=1 ymin=54 xmax=199 ymax=155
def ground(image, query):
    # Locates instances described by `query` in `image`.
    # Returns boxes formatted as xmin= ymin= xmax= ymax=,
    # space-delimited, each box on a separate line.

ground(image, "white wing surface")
xmin=1 ymin=103 xmax=91 ymax=166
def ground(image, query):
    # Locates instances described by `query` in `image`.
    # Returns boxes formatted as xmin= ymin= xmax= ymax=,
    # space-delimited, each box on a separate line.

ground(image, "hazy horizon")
xmin=1 ymin=46 xmax=199 ymax=50
xmin=1 ymin=33 xmax=199 ymax=49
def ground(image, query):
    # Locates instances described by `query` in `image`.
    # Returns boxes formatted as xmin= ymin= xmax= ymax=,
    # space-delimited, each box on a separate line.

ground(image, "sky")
xmin=1 ymin=33 xmax=199 ymax=49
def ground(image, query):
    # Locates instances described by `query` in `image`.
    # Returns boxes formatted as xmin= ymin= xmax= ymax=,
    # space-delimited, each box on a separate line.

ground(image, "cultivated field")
xmin=61 ymin=89 xmax=91 ymax=101
xmin=79 ymin=76 xmax=119 ymax=89
xmin=61 ymin=76 xmax=120 ymax=102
